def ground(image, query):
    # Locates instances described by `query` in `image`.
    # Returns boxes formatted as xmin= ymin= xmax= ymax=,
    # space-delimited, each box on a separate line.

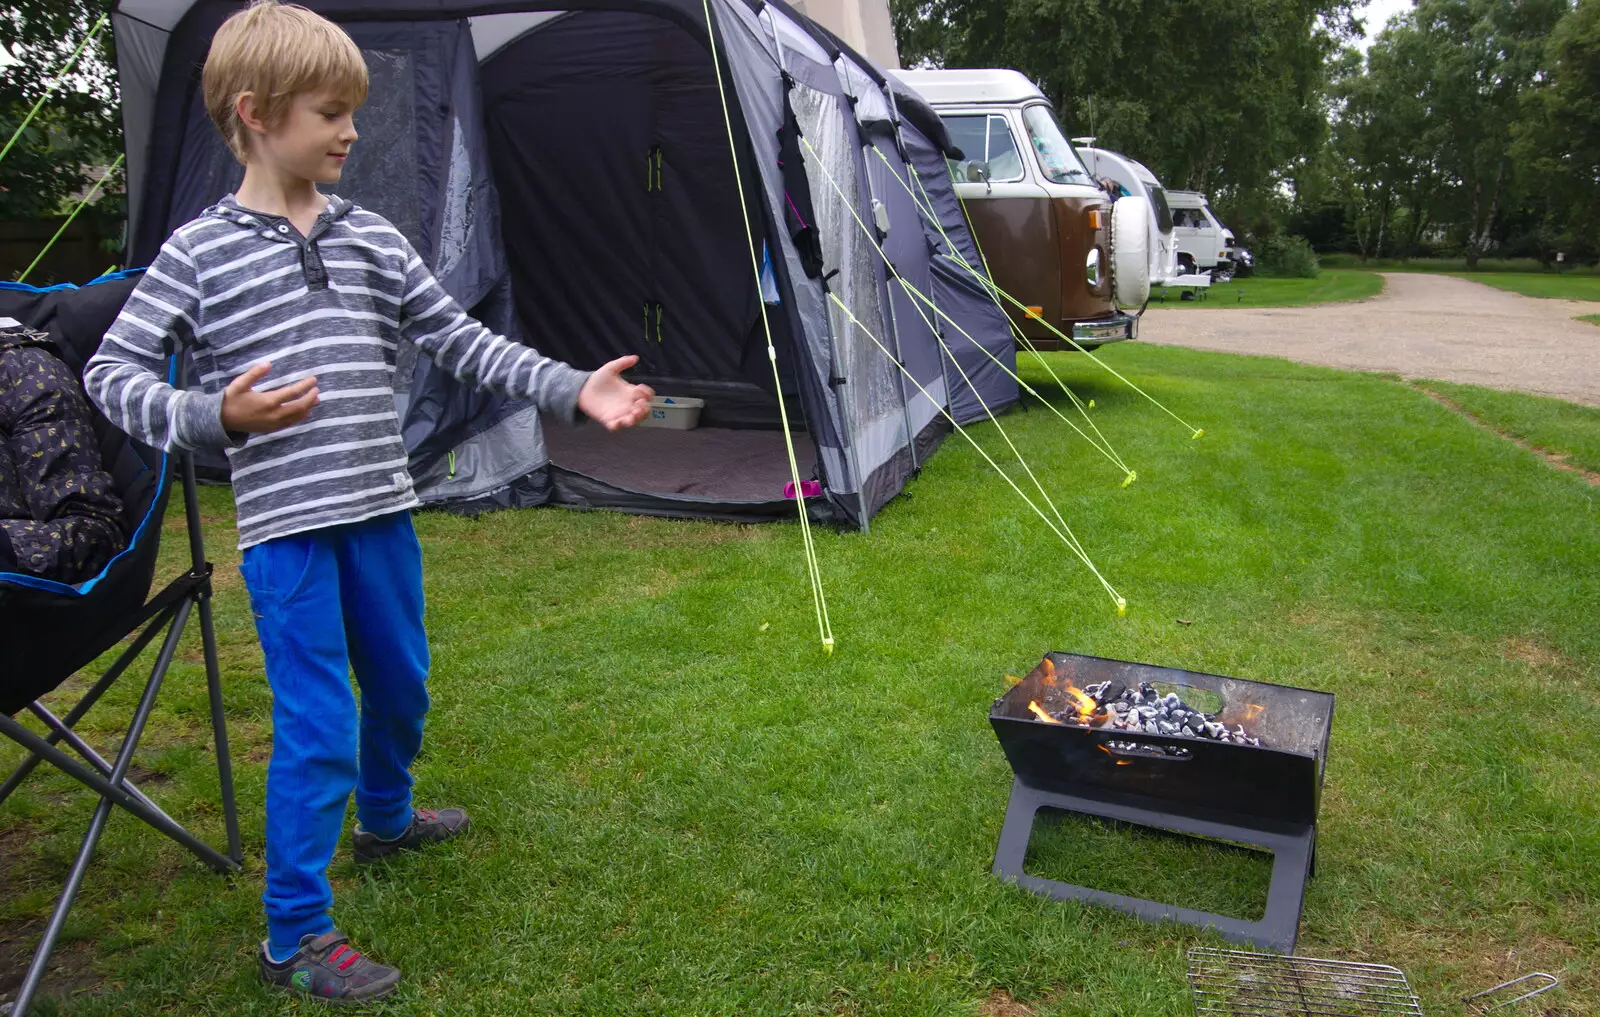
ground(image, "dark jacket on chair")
xmin=0 ymin=324 xmax=126 ymax=583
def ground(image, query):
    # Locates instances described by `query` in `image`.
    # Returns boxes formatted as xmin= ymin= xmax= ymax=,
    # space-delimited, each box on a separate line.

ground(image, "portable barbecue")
xmin=989 ymin=652 xmax=1335 ymax=952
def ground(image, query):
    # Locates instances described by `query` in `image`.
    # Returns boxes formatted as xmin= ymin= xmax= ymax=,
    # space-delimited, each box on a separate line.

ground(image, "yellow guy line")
xmin=796 ymin=136 xmax=1109 ymax=570
xmin=829 ymin=292 xmax=1125 ymax=615
xmin=700 ymin=0 xmax=834 ymax=653
xmin=911 ymin=154 xmax=1203 ymax=439
xmin=881 ymin=147 xmax=1135 ymax=479
xmin=799 ymin=139 xmax=1133 ymax=484
xmin=0 ymin=14 xmax=110 ymax=167
xmin=19 ymin=154 xmax=124 ymax=283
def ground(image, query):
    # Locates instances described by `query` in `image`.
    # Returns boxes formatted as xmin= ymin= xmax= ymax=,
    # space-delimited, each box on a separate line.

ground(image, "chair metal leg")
xmin=0 ymin=599 xmax=179 ymax=809
xmin=7 ymin=594 xmax=225 ymax=1017
xmin=182 ymin=448 xmax=242 ymax=864
xmin=198 ymin=590 xmax=242 ymax=864
xmin=24 ymin=704 xmax=174 ymax=823
xmin=0 ymin=606 xmax=236 ymax=875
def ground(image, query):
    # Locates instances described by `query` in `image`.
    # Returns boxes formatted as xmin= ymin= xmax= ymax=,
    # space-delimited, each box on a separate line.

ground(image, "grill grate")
xmin=1188 ymin=948 xmax=1425 ymax=1017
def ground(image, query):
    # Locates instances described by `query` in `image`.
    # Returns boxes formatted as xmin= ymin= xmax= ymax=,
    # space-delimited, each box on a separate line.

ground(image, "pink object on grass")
xmin=784 ymin=480 xmax=822 ymax=499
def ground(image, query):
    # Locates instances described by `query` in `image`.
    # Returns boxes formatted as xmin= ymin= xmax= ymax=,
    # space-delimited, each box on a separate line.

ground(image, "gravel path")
xmin=1136 ymin=272 xmax=1600 ymax=406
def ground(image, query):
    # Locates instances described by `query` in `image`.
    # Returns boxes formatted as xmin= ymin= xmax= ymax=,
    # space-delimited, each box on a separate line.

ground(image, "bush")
xmin=1256 ymin=234 xmax=1320 ymax=277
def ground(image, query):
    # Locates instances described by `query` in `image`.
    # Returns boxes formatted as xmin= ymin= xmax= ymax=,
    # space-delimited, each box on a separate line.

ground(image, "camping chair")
xmin=0 ymin=275 xmax=242 ymax=1017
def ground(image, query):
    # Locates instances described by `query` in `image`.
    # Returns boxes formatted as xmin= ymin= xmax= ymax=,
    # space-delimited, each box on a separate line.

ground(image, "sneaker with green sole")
xmin=351 ymin=806 xmax=470 ymax=864
xmin=258 ymin=930 xmax=400 ymax=1003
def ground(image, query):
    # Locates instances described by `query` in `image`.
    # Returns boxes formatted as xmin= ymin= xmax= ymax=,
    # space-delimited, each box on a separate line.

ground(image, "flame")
xmin=1243 ymin=703 xmax=1265 ymax=722
xmin=1028 ymin=700 xmax=1061 ymax=724
xmin=1039 ymin=657 xmax=1058 ymax=687
xmin=1116 ymin=760 xmax=1132 ymax=766
xmin=1062 ymin=682 xmax=1099 ymax=721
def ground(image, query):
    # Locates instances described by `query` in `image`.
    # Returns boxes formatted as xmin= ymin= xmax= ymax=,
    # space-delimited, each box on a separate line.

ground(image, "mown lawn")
xmin=1445 ymin=273 xmax=1600 ymax=302
xmin=2 ymin=344 xmax=1597 ymax=1016
xmin=1416 ymin=379 xmax=1600 ymax=474
xmin=1151 ymin=270 xmax=1383 ymax=308
xmin=1319 ymin=254 xmax=1600 ymax=276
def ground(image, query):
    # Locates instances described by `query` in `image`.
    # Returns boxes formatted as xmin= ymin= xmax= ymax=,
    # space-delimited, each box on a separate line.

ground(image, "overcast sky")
xmin=1357 ymin=0 xmax=1416 ymax=49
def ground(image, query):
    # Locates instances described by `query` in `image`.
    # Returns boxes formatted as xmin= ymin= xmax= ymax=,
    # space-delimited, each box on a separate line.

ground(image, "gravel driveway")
xmin=1136 ymin=272 xmax=1600 ymax=406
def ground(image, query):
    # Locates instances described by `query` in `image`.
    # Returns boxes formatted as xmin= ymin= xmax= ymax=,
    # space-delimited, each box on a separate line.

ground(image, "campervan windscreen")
xmin=1020 ymin=105 xmax=1094 ymax=186
xmin=1149 ymin=185 xmax=1174 ymax=233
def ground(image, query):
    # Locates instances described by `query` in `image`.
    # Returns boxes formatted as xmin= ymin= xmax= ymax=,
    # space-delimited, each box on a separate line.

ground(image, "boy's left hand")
xmin=578 ymin=355 xmax=655 ymax=431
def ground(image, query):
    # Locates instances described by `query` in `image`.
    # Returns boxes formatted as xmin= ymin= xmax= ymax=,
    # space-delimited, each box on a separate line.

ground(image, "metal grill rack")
xmin=1188 ymin=948 xmax=1425 ymax=1017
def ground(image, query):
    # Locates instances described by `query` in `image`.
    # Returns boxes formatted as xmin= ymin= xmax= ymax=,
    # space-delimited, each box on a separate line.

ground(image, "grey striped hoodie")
xmin=85 ymin=195 xmax=590 ymax=548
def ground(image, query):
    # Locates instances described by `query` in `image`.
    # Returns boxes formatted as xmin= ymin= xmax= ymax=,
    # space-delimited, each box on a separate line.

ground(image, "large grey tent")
xmin=111 ymin=0 xmax=1017 ymax=526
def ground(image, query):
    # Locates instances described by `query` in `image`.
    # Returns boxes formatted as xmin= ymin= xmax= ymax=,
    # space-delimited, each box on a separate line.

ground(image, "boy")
xmin=84 ymin=0 xmax=653 ymax=1002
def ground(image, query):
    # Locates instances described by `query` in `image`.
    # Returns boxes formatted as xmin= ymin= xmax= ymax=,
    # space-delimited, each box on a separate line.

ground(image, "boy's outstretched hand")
xmin=578 ymin=355 xmax=655 ymax=431
xmin=221 ymin=362 xmax=320 ymax=434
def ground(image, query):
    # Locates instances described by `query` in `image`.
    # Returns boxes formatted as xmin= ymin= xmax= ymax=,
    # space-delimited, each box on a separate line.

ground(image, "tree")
xmin=0 ymin=0 xmax=122 ymax=223
xmin=1398 ymin=0 xmax=1568 ymax=266
xmin=1514 ymin=0 xmax=1600 ymax=257
xmin=890 ymin=0 xmax=1359 ymax=212
xmin=1326 ymin=47 xmax=1398 ymax=259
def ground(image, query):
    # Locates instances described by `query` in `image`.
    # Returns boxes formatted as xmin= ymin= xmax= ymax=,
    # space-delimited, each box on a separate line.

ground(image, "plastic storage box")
xmin=640 ymin=395 xmax=704 ymax=429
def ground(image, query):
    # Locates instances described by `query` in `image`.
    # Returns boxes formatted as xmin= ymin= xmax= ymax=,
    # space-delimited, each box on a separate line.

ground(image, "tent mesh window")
xmin=789 ymin=80 xmax=903 ymax=481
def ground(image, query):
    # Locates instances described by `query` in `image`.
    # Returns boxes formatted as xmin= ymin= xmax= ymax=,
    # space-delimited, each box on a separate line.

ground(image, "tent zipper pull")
xmin=655 ymin=303 xmax=663 ymax=343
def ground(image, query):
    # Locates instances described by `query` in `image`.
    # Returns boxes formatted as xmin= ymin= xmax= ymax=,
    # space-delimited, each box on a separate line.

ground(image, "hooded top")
xmin=84 ymin=195 xmax=590 ymax=548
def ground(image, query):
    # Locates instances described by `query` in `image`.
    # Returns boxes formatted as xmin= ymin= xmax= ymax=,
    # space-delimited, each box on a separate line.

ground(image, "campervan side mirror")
xmin=965 ymin=160 xmax=991 ymax=185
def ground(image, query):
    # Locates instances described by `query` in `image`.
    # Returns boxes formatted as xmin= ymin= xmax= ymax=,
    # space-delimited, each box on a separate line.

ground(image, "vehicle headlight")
xmin=1086 ymin=247 xmax=1102 ymax=288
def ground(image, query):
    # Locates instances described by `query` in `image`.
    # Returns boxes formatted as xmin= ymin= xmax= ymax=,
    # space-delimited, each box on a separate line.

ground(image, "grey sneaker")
xmin=352 ymin=807 xmax=470 ymax=864
xmin=258 ymin=930 xmax=400 ymax=1003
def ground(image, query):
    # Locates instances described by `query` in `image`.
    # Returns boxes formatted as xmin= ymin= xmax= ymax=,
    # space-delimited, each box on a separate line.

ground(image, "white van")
xmin=888 ymin=68 xmax=1149 ymax=349
xmin=1165 ymin=190 xmax=1236 ymax=279
xmin=1074 ymin=144 xmax=1181 ymax=286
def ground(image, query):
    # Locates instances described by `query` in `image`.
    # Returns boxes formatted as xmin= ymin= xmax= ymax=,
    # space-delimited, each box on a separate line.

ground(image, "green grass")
xmin=1151 ymin=269 xmax=1383 ymax=309
xmin=1580 ymin=314 xmax=1600 ymax=327
xmin=1444 ymin=273 xmax=1600 ymax=302
xmin=1320 ymin=254 xmax=1600 ymax=275
xmin=1316 ymin=254 xmax=1600 ymax=301
xmin=1415 ymin=379 xmax=1600 ymax=474
xmin=2 ymin=345 xmax=1598 ymax=1015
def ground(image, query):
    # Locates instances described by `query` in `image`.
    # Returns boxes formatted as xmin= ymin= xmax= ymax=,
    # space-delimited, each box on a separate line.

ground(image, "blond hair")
xmin=202 ymin=0 xmax=368 ymax=163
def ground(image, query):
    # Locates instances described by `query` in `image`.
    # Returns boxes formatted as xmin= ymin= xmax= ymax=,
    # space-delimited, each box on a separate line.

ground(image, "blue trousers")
xmin=240 ymin=510 xmax=430 ymax=955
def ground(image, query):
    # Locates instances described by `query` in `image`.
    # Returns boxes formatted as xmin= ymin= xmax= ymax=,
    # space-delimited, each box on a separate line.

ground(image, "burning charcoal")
xmin=1138 ymin=682 xmax=1157 ymax=699
xmin=1112 ymin=701 xmax=1131 ymax=713
xmin=1084 ymin=682 xmax=1106 ymax=699
xmin=1183 ymin=715 xmax=1205 ymax=734
xmin=1157 ymin=720 xmax=1180 ymax=735
xmin=1204 ymin=722 xmax=1224 ymax=739
xmin=1234 ymin=725 xmax=1247 ymax=739
xmin=1247 ymin=736 xmax=1261 ymax=747
xmin=1137 ymin=706 xmax=1158 ymax=720
xmin=1203 ymin=713 xmax=1219 ymax=723
xmin=1093 ymin=681 xmax=1125 ymax=704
